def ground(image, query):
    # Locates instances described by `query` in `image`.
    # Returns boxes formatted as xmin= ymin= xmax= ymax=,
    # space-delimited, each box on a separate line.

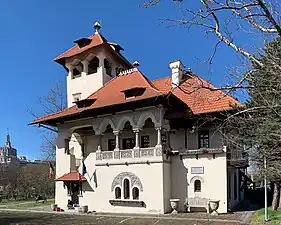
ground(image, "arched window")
xmin=104 ymin=59 xmax=112 ymax=76
xmin=194 ymin=180 xmax=201 ymax=192
xmin=73 ymin=68 xmax=81 ymax=78
xmin=88 ymin=57 xmax=99 ymax=74
xmin=115 ymin=187 xmax=121 ymax=199
xmin=123 ymin=179 xmax=130 ymax=199
xmin=132 ymin=187 xmax=139 ymax=200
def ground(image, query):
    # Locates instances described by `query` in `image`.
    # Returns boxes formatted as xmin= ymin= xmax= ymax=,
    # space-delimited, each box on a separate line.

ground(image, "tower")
xmin=54 ymin=22 xmax=132 ymax=107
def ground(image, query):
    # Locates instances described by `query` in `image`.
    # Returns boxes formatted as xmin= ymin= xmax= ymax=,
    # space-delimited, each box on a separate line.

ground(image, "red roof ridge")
xmin=54 ymin=32 xmax=107 ymax=61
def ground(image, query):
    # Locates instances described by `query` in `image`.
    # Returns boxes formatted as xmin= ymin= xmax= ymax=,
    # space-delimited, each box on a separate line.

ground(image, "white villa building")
xmin=31 ymin=23 xmax=249 ymax=214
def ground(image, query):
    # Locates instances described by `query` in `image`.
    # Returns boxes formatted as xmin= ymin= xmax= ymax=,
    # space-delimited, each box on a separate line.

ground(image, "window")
xmin=198 ymin=130 xmax=209 ymax=148
xmin=141 ymin=136 xmax=150 ymax=148
xmin=108 ymin=139 xmax=116 ymax=151
xmin=115 ymin=187 xmax=121 ymax=199
xmin=194 ymin=180 xmax=201 ymax=192
xmin=104 ymin=59 xmax=112 ymax=76
xmin=123 ymin=179 xmax=130 ymax=199
xmin=132 ymin=187 xmax=139 ymax=200
xmin=88 ymin=57 xmax=99 ymax=74
xmin=72 ymin=68 xmax=81 ymax=78
xmin=72 ymin=93 xmax=81 ymax=102
xmin=161 ymin=134 xmax=167 ymax=147
xmin=122 ymin=138 xmax=135 ymax=150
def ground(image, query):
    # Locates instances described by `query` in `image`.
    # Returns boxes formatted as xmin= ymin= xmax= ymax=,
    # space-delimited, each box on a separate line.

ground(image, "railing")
xmin=96 ymin=147 xmax=163 ymax=161
xmin=227 ymin=149 xmax=249 ymax=167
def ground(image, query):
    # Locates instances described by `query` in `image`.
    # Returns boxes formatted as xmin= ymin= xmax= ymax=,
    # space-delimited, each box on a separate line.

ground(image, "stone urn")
xmin=209 ymin=200 xmax=220 ymax=216
xmin=170 ymin=199 xmax=180 ymax=214
xmin=51 ymin=204 xmax=57 ymax=211
xmin=82 ymin=205 xmax=88 ymax=213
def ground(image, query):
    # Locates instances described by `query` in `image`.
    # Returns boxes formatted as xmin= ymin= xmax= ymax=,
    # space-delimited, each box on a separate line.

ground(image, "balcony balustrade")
xmin=96 ymin=147 xmax=163 ymax=161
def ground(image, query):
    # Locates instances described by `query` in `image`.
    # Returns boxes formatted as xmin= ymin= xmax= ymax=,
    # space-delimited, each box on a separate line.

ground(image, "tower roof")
xmin=54 ymin=32 xmax=131 ymax=68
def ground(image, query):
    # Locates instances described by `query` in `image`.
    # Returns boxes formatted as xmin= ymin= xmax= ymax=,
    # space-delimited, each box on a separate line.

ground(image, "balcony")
xmin=227 ymin=149 xmax=249 ymax=168
xmin=95 ymin=147 xmax=166 ymax=166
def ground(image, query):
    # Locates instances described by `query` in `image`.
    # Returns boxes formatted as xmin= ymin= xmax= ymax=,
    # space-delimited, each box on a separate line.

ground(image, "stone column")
xmin=66 ymin=64 xmax=74 ymax=78
xmin=64 ymin=138 xmax=70 ymax=154
xmin=133 ymin=128 xmax=140 ymax=149
xmin=82 ymin=60 xmax=89 ymax=76
xmin=113 ymin=131 xmax=120 ymax=159
xmin=114 ymin=131 xmax=120 ymax=150
xmin=96 ymin=134 xmax=102 ymax=160
xmin=156 ymin=127 xmax=162 ymax=147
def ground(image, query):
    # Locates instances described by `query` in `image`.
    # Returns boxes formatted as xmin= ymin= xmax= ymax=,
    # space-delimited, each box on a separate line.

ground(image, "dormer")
xmin=54 ymin=22 xmax=132 ymax=107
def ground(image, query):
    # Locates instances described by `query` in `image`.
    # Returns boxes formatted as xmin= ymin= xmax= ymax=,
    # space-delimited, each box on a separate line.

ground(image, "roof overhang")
xmin=30 ymin=93 xmax=189 ymax=127
xmin=56 ymin=171 xmax=86 ymax=182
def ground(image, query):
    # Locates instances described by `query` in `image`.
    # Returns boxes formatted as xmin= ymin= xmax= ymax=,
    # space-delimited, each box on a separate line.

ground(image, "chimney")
xmin=169 ymin=60 xmax=185 ymax=88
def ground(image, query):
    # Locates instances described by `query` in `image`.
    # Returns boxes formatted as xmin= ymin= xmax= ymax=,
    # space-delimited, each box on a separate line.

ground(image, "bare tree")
xmin=28 ymin=82 xmax=66 ymax=160
xmin=144 ymin=0 xmax=281 ymax=209
xmin=144 ymin=0 xmax=281 ymax=88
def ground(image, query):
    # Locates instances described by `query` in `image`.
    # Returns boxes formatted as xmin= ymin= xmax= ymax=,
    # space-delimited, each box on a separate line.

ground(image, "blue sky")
xmin=0 ymin=0 xmax=264 ymax=159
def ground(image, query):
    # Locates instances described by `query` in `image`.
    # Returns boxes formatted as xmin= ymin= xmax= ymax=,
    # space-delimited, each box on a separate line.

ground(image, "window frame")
xmin=194 ymin=179 xmax=202 ymax=192
xmin=198 ymin=130 xmax=209 ymax=149
xmin=140 ymin=135 xmax=150 ymax=148
xmin=132 ymin=187 xmax=140 ymax=200
xmin=123 ymin=179 xmax=130 ymax=200
xmin=108 ymin=139 xmax=116 ymax=151
xmin=122 ymin=138 xmax=135 ymax=150
xmin=115 ymin=187 xmax=121 ymax=199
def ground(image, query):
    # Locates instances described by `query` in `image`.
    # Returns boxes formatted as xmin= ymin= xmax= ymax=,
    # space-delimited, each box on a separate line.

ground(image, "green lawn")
xmin=251 ymin=207 xmax=281 ymax=225
xmin=0 ymin=199 xmax=55 ymax=209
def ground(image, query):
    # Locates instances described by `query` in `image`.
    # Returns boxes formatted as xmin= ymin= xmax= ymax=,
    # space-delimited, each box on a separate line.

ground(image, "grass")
xmin=251 ymin=207 xmax=281 ymax=225
xmin=0 ymin=199 xmax=55 ymax=209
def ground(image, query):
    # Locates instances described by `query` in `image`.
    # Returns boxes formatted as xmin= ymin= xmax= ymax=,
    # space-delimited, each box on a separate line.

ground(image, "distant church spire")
xmin=6 ymin=129 xmax=11 ymax=148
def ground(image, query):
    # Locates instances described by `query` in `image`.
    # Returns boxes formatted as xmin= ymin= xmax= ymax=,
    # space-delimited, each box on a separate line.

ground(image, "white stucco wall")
xmin=66 ymin=49 xmax=122 ymax=107
xmin=56 ymin=151 xmax=169 ymax=214
xmin=171 ymin=153 xmax=228 ymax=214
xmin=55 ymin=109 xmax=234 ymax=215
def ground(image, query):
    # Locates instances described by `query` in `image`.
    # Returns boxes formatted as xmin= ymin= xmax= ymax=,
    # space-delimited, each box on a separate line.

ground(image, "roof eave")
xmin=29 ymin=93 xmax=186 ymax=126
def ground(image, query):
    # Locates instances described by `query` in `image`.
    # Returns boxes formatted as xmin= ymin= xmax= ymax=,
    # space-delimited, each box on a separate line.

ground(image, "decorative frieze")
xmin=119 ymin=67 xmax=138 ymax=76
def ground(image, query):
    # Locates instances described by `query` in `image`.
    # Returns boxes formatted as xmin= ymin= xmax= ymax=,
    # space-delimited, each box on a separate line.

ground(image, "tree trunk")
xmin=272 ymin=182 xmax=280 ymax=211
xmin=278 ymin=181 xmax=281 ymax=209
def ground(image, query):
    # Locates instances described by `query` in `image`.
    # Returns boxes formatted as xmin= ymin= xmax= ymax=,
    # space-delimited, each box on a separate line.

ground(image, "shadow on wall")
xmin=171 ymin=156 xmax=188 ymax=212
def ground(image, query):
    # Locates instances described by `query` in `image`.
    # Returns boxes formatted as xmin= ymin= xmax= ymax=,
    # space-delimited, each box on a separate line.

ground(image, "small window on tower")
xmin=104 ymin=59 xmax=112 ymax=76
xmin=88 ymin=57 xmax=99 ymax=74
xmin=73 ymin=93 xmax=81 ymax=103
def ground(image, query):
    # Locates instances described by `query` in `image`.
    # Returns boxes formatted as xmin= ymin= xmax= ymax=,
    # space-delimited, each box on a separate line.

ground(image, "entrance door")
xmin=70 ymin=182 xmax=80 ymax=205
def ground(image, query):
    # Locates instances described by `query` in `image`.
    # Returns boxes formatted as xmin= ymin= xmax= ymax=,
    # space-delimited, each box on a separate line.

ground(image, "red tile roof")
xmin=31 ymin=71 xmax=166 ymax=124
xmin=54 ymin=33 xmax=107 ymax=61
xmin=56 ymin=171 xmax=86 ymax=182
xmin=152 ymin=75 xmax=240 ymax=115
xmin=31 ymin=72 xmax=241 ymax=125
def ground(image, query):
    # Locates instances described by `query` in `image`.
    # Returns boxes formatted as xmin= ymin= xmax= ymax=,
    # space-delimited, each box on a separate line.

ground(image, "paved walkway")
xmin=0 ymin=208 xmax=253 ymax=224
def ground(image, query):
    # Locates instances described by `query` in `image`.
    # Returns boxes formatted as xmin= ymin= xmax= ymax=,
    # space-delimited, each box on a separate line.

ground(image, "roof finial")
xmin=93 ymin=22 xmax=101 ymax=34
xmin=133 ymin=61 xmax=140 ymax=68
